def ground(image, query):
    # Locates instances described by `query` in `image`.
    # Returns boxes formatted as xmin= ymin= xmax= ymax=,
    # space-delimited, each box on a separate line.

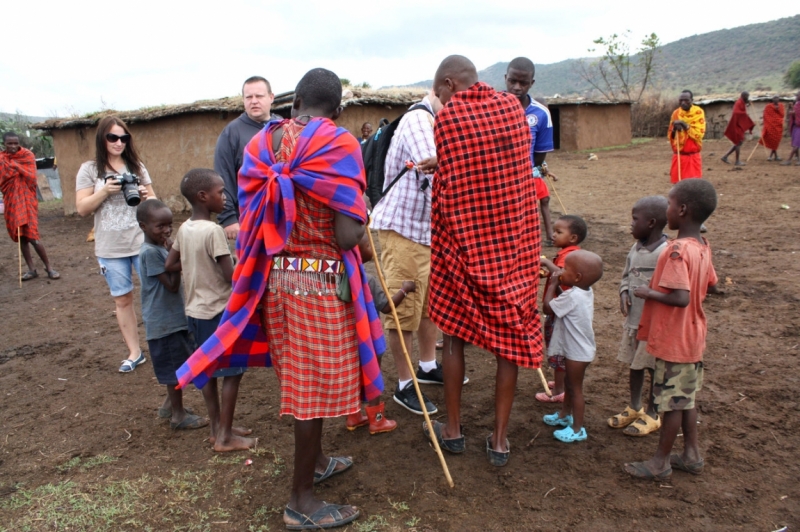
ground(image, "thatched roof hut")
xmin=33 ymin=88 xmax=427 ymax=215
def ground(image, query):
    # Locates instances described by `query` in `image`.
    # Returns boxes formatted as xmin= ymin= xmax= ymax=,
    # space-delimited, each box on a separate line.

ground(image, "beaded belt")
xmin=271 ymin=256 xmax=345 ymax=274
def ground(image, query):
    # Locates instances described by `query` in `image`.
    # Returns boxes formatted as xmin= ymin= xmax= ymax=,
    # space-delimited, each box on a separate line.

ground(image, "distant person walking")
xmin=760 ymin=96 xmax=785 ymax=161
xmin=668 ymin=90 xmax=705 ymax=184
xmin=214 ymin=76 xmax=280 ymax=241
xmin=0 ymin=132 xmax=59 ymax=281
xmin=782 ymin=91 xmax=800 ymax=166
xmin=721 ymin=91 xmax=755 ymax=166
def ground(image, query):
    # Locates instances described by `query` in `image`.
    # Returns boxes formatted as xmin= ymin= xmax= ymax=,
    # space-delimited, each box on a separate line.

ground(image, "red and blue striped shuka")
xmin=176 ymin=117 xmax=385 ymax=401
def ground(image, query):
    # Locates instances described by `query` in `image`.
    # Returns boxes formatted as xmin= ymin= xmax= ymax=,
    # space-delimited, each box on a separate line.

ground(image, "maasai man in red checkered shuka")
xmin=425 ymin=55 xmax=543 ymax=467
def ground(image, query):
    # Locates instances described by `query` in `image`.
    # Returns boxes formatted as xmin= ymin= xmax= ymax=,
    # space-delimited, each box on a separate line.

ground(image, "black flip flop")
xmin=21 ymin=270 xmax=38 ymax=281
xmin=170 ymin=413 xmax=208 ymax=430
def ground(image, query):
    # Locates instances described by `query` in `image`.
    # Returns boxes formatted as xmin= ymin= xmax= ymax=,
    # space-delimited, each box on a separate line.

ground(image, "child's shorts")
xmin=148 ymin=330 xmax=193 ymax=386
xmin=533 ymin=176 xmax=550 ymax=201
xmin=548 ymin=354 xmax=566 ymax=372
xmin=653 ymin=360 xmax=703 ymax=412
xmin=98 ymin=255 xmax=140 ymax=297
xmin=187 ymin=314 xmax=246 ymax=379
xmin=617 ymin=329 xmax=655 ymax=371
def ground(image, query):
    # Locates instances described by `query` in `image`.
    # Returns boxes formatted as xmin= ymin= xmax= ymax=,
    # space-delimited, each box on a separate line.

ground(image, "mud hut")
xmin=544 ymin=98 xmax=632 ymax=151
xmin=33 ymin=88 xmax=426 ymax=215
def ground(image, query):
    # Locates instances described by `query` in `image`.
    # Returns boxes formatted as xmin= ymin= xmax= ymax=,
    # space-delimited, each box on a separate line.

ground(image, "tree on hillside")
xmin=785 ymin=61 xmax=800 ymax=89
xmin=576 ymin=31 xmax=661 ymax=102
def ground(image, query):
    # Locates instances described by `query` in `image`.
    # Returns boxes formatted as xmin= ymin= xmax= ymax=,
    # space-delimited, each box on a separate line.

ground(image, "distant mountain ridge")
xmin=400 ymin=15 xmax=800 ymax=98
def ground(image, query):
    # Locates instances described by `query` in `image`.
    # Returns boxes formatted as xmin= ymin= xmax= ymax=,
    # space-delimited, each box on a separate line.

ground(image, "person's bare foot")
xmin=209 ymin=426 xmax=253 ymax=444
xmin=213 ymin=434 xmax=258 ymax=452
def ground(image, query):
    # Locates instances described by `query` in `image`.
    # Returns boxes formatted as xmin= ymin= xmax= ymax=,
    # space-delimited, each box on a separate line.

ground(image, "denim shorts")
xmin=98 ymin=255 xmax=141 ymax=297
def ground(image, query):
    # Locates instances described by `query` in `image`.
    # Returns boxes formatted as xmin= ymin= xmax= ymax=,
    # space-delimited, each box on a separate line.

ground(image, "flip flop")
xmin=608 ymin=406 xmax=644 ymax=428
xmin=670 ymin=454 xmax=704 ymax=475
xmin=170 ymin=413 xmax=209 ymax=430
xmin=423 ymin=420 xmax=465 ymax=453
xmin=158 ymin=406 xmax=194 ymax=419
xmin=313 ymin=456 xmax=353 ymax=485
xmin=21 ymin=270 xmax=38 ymax=281
xmin=623 ymin=413 xmax=661 ymax=436
xmin=623 ymin=461 xmax=672 ymax=481
xmin=535 ymin=392 xmax=565 ymax=403
xmin=46 ymin=269 xmax=61 ymax=280
xmin=284 ymin=503 xmax=360 ymax=530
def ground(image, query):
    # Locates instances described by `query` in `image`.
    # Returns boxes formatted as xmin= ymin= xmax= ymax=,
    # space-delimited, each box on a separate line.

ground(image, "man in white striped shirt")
xmin=371 ymin=90 xmax=452 ymax=416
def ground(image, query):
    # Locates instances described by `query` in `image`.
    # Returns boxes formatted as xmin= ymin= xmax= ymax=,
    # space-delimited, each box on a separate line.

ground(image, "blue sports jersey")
xmin=525 ymin=99 xmax=554 ymax=156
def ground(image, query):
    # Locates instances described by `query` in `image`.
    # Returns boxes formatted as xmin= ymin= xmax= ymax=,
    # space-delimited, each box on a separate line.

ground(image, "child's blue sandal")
xmin=543 ymin=412 xmax=573 ymax=427
xmin=554 ymin=426 xmax=587 ymax=443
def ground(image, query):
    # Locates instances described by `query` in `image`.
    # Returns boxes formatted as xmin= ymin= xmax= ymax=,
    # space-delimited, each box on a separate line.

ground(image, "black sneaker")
xmin=416 ymin=362 xmax=470 ymax=385
xmin=393 ymin=382 xmax=438 ymax=415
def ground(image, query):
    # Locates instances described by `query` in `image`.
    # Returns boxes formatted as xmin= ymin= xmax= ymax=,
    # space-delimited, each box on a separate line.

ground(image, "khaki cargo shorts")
xmin=378 ymin=230 xmax=430 ymax=332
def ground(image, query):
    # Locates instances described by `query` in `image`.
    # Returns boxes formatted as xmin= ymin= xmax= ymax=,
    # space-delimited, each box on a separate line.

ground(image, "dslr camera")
xmin=105 ymin=173 xmax=141 ymax=206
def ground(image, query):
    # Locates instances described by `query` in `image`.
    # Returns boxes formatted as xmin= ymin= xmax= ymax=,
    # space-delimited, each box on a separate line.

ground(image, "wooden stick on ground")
xmin=18 ymin=226 xmax=22 ymax=288
xmin=366 ymin=226 xmax=454 ymax=488
xmin=746 ymin=139 xmax=760 ymax=162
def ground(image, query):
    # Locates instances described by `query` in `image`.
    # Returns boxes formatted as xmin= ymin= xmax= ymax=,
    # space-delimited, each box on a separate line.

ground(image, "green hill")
xmin=403 ymin=15 xmax=800 ymax=97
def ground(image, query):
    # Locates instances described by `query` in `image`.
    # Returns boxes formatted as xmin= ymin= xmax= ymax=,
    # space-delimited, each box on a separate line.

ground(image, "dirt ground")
xmin=1 ymin=138 xmax=799 ymax=531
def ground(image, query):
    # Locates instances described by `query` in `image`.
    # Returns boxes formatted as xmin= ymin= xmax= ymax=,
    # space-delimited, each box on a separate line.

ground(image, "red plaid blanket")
xmin=429 ymin=82 xmax=543 ymax=368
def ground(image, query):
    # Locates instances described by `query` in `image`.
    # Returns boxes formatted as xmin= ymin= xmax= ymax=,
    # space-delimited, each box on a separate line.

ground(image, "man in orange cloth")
xmin=721 ymin=91 xmax=755 ymax=166
xmin=425 ymin=55 xmax=543 ymax=467
xmin=759 ymin=96 xmax=785 ymax=161
xmin=668 ymin=90 xmax=706 ymax=184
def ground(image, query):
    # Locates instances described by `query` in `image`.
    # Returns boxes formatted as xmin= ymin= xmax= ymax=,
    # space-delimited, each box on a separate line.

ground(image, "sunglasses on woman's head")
xmin=106 ymin=133 xmax=131 ymax=144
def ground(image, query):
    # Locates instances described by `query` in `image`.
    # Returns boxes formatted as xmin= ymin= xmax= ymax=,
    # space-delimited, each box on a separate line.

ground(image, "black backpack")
xmin=362 ymin=103 xmax=434 ymax=207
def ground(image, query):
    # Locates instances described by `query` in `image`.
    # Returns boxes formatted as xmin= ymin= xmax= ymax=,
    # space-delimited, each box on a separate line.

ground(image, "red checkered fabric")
xmin=0 ymin=147 xmax=40 ymax=241
xmin=261 ymin=191 xmax=361 ymax=419
xmin=429 ymin=82 xmax=543 ymax=368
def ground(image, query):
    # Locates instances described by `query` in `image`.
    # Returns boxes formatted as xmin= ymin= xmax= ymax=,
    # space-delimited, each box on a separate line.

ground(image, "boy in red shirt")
xmin=624 ymin=179 xmax=720 ymax=480
xmin=537 ymin=215 xmax=586 ymax=402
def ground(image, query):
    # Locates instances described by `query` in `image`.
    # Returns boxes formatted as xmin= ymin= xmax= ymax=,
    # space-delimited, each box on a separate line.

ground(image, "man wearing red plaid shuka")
xmin=425 ymin=55 xmax=543 ymax=467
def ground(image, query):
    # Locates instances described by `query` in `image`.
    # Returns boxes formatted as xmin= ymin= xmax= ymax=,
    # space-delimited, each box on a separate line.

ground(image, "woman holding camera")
xmin=76 ymin=116 xmax=157 ymax=373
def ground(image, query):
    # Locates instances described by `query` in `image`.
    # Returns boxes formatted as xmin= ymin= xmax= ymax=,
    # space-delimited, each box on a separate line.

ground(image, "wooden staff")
xmin=746 ymin=139 xmax=764 ymax=162
xmin=366 ymin=225 xmax=454 ymax=488
xmin=18 ymin=227 xmax=22 ymax=288
xmin=675 ymin=132 xmax=682 ymax=181
xmin=546 ymin=174 xmax=568 ymax=215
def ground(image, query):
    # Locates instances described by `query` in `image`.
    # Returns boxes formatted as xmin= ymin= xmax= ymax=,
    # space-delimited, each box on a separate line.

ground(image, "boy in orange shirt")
xmin=624 ymin=179 xmax=720 ymax=480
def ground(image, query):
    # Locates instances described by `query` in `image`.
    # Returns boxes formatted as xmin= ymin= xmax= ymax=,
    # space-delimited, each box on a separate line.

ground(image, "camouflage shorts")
xmin=653 ymin=360 xmax=703 ymax=412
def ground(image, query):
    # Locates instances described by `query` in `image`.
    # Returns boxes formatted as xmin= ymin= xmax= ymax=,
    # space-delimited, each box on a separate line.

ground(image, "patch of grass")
xmin=406 ymin=516 xmax=421 ymax=527
xmin=209 ymin=454 xmax=245 ymax=466
xmin=248 ymin=505 xmax=282 ymax=532
xmin=352 ymin=514 xmax=390 ymax=532
xmin=388 ymin=499 xmax=409 ymax=512
xmin=258 ymin=449 xmax=285 ymax=477
xmin=56 ymin=455 xmax=117 ymax=473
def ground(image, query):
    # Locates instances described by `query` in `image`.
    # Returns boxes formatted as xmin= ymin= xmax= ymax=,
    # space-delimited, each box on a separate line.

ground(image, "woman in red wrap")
xmin=0 ymin=132 xmax=59 ymax=280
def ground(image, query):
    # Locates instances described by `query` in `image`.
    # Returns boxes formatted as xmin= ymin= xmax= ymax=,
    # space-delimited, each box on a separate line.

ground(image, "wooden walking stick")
xmin=546 ymin=174 xmax=568 ymax=215
xmin=366 ymin=225 xmax=454 ymax=488
xmin=746 ymin=139 xmax=762 ymax=162
xmin=17 ymin=227 xmax=22 ymax=288
xmin=675 ymin=131 xmax=682 ymax=182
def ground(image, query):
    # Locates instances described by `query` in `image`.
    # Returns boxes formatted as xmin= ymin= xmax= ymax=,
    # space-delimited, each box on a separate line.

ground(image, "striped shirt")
xmin=371 ymin=97 xmax=436 ymax=245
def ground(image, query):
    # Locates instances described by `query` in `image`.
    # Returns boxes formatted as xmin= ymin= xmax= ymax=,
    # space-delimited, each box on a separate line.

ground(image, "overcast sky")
xmin=3 ymin=1 xmax=797 ymax=117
